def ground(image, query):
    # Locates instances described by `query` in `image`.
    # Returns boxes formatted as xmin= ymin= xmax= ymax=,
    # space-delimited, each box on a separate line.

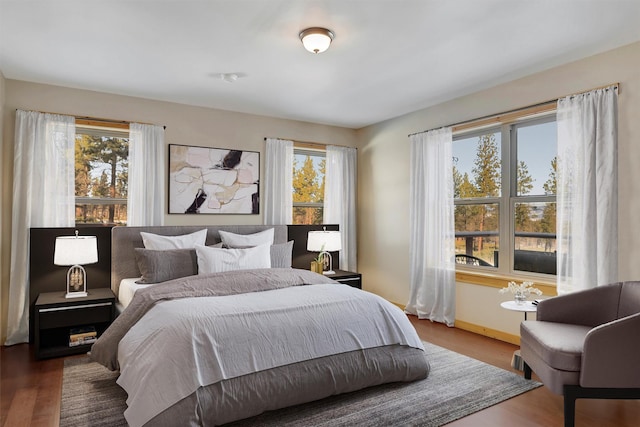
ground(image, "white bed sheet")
xmin=117 ymin=284 xmax=424 ymax=427
xmin=118 ymin=278 xmax=150 ymax=309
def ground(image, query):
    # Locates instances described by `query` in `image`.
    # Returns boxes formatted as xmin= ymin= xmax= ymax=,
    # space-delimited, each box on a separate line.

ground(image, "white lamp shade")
xmin=54 ymin=235 xmax=98 ymax=266
xmin=307 ymin=230 xmax=342 ymax=252
xmin=299 ymin=27 xmax=334 ymax=54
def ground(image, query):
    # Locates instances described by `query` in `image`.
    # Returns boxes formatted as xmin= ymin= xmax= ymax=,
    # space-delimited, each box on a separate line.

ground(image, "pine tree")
xmin=472 ymin=134 xmax=501 ymax=197
xmin=540 ymin=157 xmax=558 ymax=251
xmin=515 ymin=161 xmax=534 ymax=237
xmin=471 ymin=134 xmax=501 ymax=250
xmin=543 ymin=156 xmax=557 ymax=195
xmin=81 ymin=135 xmax=129 ymax=223
xmin=293 ymin=155 xmax=323 ymax=224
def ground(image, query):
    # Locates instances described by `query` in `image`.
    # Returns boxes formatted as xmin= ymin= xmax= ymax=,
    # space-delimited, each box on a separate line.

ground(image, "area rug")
xmin=60 ymin=342 xmax=541 ymax=426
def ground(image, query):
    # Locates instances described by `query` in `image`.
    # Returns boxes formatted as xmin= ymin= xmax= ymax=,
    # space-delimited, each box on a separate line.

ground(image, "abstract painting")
xmin=168 ymin=144 xmax=259 ymax=214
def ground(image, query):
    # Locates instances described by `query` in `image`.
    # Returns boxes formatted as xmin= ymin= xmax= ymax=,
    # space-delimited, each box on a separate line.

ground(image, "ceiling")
xmin=1 ymin=1 xmax=639 ymax=129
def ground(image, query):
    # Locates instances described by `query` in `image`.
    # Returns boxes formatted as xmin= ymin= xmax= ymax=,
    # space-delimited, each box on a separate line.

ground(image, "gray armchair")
xmin=520 ymin=281 xmax=640 ymax=427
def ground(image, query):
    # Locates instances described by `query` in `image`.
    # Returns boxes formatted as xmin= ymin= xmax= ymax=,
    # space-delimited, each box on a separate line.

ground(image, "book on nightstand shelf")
xmin=69 ymin=326 xmax=97 ymax=347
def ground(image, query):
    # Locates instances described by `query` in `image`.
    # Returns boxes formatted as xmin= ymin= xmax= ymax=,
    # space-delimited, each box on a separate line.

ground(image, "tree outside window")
xmin=453 ymin=116 xmax=557 ymax=276
xmin=292 ymin=149 xmax=325 ymax=224
xmin=75 ymin=129 xmax=129 ymax=225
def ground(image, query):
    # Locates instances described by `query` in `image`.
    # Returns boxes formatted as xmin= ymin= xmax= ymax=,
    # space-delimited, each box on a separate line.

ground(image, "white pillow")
xmin=195 ymin=243 xmax=271 ymax=274
xmin=141 ymin=229 xmax=207 ymax=250
xmin=218 ymin=228 xmax=274 ymax=248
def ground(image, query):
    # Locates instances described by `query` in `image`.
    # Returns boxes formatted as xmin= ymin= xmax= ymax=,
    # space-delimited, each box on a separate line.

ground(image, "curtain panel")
xmin=128 ymin=123 xmax=165 ymax=226
xmin=556 ymin=86 xmax=618 ymax=294
xmin=263 ymin=138 xmax=293 ymax=225
xmin=324 ymin=145 xmax=357 ymax=271
xmin=5 ymin=110 xmax=76 ymax=345
xmin=406 ymin=128 xmax=456 ymax=326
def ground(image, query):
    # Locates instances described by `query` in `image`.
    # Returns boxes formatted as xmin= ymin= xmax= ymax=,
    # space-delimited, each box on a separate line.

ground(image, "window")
xmin=74 ymin=126 xmax=129 ymax=225
xmin=453 ymin=115 xmax=557 ymax=276
xmin=292 ymin=147 xmax=325 ymax=224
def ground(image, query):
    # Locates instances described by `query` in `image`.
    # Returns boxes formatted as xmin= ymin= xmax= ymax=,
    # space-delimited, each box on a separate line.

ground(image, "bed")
xmin=90 ymin=225 xmax=429 ymax=426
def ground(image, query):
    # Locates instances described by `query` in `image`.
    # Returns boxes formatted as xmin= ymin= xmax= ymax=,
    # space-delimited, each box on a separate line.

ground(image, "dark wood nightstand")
xmin=325 ymin=269 xmax=362 ymax=289
xmin=34 ymin=288 xmax=115 ymax=359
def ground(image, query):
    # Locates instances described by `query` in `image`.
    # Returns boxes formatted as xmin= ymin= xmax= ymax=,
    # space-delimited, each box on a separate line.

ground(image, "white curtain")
xmin=556 ymin=86 xmax=618 ymax=294
xmin=263 ymin=138 xmax=293 ymax=225
xmin=5 ymin=110 xmax=75 ymax=345
xmin=128 ymin=123 xmax=165 ymax=226
xmin=324 ymin=146 xmax=358 ymax=272
xmin=406 ymin=128 xmax=456 ymax=326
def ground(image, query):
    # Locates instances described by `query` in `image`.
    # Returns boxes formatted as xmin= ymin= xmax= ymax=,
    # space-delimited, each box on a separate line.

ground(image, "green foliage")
xmin=292 ymin=154 xmax=325 ymax=224
xmin=515 ymin=161 xmax=534 ymax=232
xmin=540 ymin=157 xmax=558 ymax=236
xmin=472 ymin=134 xmax=501 ymax=197
xmin=543 ymin=156 xmax=557 ymax=195
xmin=74 ymin=134 xmax=129 ymax=224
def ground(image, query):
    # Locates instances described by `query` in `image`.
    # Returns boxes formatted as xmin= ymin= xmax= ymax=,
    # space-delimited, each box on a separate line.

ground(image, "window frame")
xmin=453 ymin=112 xmax=557 ymax=280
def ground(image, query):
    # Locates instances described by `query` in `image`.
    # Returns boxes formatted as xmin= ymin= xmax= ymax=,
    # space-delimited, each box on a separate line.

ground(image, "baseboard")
xmin=391 ymin=300 xmax=520 ymax=345
xmin=454 ymin=319 xmax=521 ymax=345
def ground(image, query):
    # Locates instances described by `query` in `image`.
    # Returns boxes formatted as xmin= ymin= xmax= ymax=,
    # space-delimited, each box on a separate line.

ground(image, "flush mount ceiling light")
xmin=210 ymin=72 xmax=247 ymax=83
xmin=299 ymin=27 xmax=334 ymax=54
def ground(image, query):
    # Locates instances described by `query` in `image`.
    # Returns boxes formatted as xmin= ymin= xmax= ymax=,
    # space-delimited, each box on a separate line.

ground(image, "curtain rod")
xmin=263 ymin=137 xmax=357 ymax=150
xmin=15 ymin=109 xmax=166 ymax=129
xmin=408 ymin=82 xmax=619 ymax=138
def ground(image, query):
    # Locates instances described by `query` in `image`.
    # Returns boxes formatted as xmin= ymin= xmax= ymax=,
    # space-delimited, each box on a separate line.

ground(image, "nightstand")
xmin=326 ymin=269 xmax=362 ymax=289
xmin=34 ymin=288 xmax=115 ymax=359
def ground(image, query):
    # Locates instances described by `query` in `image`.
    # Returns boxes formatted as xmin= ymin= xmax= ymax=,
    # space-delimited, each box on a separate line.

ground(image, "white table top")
xmin=500 ymin=300 xmax=537 ymax=312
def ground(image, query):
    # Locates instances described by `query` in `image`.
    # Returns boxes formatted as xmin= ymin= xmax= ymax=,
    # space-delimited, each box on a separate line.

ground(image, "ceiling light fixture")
xmin=299 ymin=27 xmax=334 ymax=54
xmin=220 ymin=73 xmax=238 ymax=83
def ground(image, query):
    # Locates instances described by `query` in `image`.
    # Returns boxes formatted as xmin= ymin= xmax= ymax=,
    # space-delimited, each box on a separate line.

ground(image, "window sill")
xmin=455 ymin=269 xmax=557 ymax=296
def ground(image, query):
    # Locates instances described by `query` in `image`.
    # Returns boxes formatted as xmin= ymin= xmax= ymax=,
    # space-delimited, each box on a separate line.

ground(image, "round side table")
xmin=500 ymin=300 xmax=537 ymax=320
xmin=500 ymin=300 xmax=538 ymax=370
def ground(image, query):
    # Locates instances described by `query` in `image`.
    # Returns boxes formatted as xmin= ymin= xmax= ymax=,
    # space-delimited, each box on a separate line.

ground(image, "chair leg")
xmin=523 ymin=361 xmax=532 ymax=380
xmin=563 ymin=386 xmax=577 ymax=427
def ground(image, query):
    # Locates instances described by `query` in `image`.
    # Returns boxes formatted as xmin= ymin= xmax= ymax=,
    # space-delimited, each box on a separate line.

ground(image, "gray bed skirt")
xmin=146 ymin=345 xmax=429 ymax=426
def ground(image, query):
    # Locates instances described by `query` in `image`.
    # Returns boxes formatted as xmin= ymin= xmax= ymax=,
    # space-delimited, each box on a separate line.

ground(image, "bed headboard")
xmin=111 ymin=225 xmax=288 ymax=296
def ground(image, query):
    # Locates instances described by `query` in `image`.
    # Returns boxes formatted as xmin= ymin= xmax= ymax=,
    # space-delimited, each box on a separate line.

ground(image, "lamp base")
xmin=323 ymin=270 xmax=336 ymax=275
xmin=65 ymin=291 xmax=88 ymax=298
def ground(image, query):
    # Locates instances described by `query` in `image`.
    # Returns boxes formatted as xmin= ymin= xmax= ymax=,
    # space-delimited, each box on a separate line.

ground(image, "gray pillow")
xmin=134 ymin=248 xmax=198 ymax=284
xmin=270 ymin=241 xmax=294 ymax=268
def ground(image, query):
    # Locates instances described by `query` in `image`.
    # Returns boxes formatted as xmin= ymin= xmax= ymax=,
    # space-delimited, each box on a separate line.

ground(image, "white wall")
xmin=356 ymin=41 xmax=640 ymax=341
xmin=0 ymin=81 xmax=357 ymax=341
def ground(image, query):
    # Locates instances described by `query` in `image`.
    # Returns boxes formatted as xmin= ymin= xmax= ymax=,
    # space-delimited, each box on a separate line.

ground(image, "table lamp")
xmin=307 ymin=228 xmax=342 ymax=274
xmin=54 ymin=230 xmax=98 ymax=298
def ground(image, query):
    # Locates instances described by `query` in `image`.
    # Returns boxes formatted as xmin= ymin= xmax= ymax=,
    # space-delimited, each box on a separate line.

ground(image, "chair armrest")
xmin=581 ymin=312 xmax=640 ymax=388
xmin=537 ymin=283 xmax=621 ymax=326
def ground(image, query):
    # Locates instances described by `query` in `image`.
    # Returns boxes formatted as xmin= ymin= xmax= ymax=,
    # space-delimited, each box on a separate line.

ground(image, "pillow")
xmin=270 ymin=241 xmax=294 ymax=268
xmin=140 ymin=229 xmax=207 ymax=250
xmin=219 ymin=228 xmax=274 ymax=248
xmin=195 ymin=243 xmax=271 ymax=274
xmin=134 ymin=248 xmax=198 ymax=284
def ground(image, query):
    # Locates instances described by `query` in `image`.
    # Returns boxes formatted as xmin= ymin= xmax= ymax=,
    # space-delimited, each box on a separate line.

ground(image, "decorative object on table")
xmin=499 ymin=280 xmax=542 ymax=304
xmin=310 ymin=253 xmax=324 ymax=274
xmin=54 ymin=230 xmax=98 ymax=298
xmin=168 ymin=144 xmax=260 ymax=214
xmin=307 ymin=228 xmax=342 ymax=274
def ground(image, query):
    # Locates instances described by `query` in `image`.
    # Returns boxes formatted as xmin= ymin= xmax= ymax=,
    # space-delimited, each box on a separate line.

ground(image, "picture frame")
xmin=168 ymin=144 xmax=260 ymax=214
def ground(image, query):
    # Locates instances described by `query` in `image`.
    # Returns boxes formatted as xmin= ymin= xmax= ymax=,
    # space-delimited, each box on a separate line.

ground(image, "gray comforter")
xmin=91 ymin=268 xmax=337 ymax=370
xmin=90 ymin=268 xmax=429 ymax=426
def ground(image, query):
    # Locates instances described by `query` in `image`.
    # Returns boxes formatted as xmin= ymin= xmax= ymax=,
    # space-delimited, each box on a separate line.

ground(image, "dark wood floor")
xmin=2 ymin=317 xmax=639 ymax=426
